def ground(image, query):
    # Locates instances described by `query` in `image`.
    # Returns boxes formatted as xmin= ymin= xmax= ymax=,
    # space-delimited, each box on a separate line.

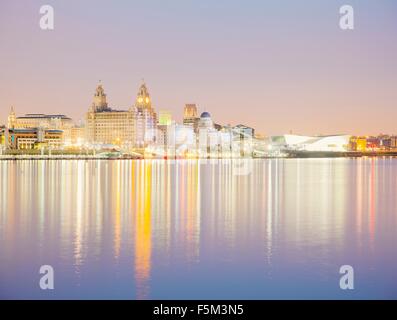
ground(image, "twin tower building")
xmin=86 ymin=81 xmax=158 ymax=148
xmin=4 ymin=81 xmax=217 ymax=151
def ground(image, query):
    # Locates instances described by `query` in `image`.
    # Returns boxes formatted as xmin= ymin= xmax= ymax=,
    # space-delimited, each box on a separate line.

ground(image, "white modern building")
xmin=271 ymin=134 xmax=351 ymax=152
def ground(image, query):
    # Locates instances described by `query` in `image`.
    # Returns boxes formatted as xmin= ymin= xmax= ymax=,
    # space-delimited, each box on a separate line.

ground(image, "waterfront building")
xmin=271 ymin=134 xmax=351 ymax=152
xmin=1 ymin=127 xmax=63 ymax=150
xmin=70 ymin=125 xmax=85 ymax=146
xmin=0 ymin=126 xmax=7 ymax=149
xmin=366 ymin=136 xmax=380 ymax=151
xmin=232 ymin=124 xmax=255 ymax=157
xmin=155 ymin=111 xmax=174 ymax=155
xmin=197 ymin=112 xmax=219 ymax=157
xmin=7 ymin=106 xmax=73 ymax=142
xmin=218 ymin=126 xmax=234 ymax=157
xmin=158 ymin=110 xmax=172 ymax=126
xmin=85 ymin=83 xmax=135 ymax=147
xmin=157 ymin=124 xmax=170 ymax=149
xmin=153 ymin=122 xmax=196 ymax=157
xmin=252 ymin=134 xmax=268 ymax=157
xmin=198 ymin=112 xmax=214 ymax=130
xmin=7 ymin=108 xmax=16 ymax=128
xmin=175 ymin=124 xmax=196 ymax=156
xmin=133 ymin=82 xmax=158 ymax=147
xmin=349 ymin=136 xmax=366 ymax=152
xmin=391 ymin=136 xmax=397 ymax=149
xmin=378 ymin=135 xmax=392 ymax=150
xmin=355 ymin=137 xmax=367 ymax=151
xmin=183 ymin=104 xmax=200 ymax=132
xmin=233 ymin=124 xmax=255 ymax=139
xmin=214 ymin=123 xmax=223 ymax=131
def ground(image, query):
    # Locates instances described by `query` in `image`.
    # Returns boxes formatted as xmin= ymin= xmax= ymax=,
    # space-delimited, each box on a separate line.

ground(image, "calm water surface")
xmin=0 ymin=159 xmax=396 ymax=299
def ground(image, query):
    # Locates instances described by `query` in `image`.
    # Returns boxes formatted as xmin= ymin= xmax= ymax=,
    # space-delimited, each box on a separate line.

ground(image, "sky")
xmin=0 ymin=0 xmax=396 ymax=136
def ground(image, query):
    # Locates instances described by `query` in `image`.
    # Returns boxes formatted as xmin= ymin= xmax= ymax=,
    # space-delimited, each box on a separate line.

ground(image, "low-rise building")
xmin=391 ymin=136 xmax=397 ymax=149
xmin=69 ymin=125 xmax=86 ymax=146
xmin=271 ymin=134 xmax=351 ymax=152
xmin=1 ymin=128 xmax=63 ymax=150
xmin=7 ymin=107 xmax=73 ymax=142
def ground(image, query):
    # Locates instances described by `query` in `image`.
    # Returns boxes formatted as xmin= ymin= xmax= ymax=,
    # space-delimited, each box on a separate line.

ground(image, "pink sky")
xmin=0 ymin=0 xmax=396 ymax=136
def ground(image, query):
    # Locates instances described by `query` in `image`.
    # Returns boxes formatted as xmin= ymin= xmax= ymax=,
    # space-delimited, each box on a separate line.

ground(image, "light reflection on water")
xmin=0 ymin=158 xmax=396 ymax=299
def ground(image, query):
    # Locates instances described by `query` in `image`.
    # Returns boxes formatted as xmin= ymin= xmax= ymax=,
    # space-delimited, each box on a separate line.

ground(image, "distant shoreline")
xmin=1 ymin=151 xmax=397 ymax=161
xmin=285 ymin=150 xmax=397 ymax=158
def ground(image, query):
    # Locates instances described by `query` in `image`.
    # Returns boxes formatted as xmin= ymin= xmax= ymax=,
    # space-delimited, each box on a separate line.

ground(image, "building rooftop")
xmin=95 ymin=109 xmax=129 ymax=113
xmin=9 ymin=128 xmax=38 ymax=133
xmin=46 ymin=130 xmax=63 ymax=133
xmin=8 ymin=128 xmax=64 ymax=133
xmin=17 ymin=114 xmax=72 ymax=120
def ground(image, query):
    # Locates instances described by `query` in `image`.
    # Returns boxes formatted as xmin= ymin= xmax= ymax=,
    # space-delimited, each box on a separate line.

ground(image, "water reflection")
xmin=0 ymin=159 xmax=397 ymax=299
xmin=133 ymin=162 xmax=152 ymax=299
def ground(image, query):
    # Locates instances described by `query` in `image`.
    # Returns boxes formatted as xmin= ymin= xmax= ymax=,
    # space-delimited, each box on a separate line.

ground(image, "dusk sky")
xmin=0 ymin=0 xmax=396 ymax=136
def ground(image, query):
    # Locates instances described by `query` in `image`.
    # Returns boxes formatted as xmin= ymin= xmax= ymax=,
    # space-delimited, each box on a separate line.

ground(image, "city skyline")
xmin=2 ymin=78 xmax=397 ymax=138
xmin=3 ymin=79 xmax=396 ymax=160
xmin=1 ymin=1 xmax=397 ymax=136
xmin=1 ymin=1 xmax=397 ymax=303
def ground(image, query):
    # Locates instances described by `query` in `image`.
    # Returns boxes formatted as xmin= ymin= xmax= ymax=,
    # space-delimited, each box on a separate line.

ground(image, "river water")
xmin=0 ymin=158 xmax=396 ymax=299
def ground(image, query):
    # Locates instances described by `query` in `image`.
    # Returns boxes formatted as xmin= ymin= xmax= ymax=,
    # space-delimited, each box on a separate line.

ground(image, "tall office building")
xmin=86 ymin=82 xmax=135 ymax=147
xmin=157 ymin=110 xmax=172 ymax=149
xmin=158 ymin=110 xmax=172 ymax=126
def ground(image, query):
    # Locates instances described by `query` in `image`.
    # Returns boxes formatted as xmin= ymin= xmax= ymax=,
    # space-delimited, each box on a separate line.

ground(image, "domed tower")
xmin=199 ymin=111 xmax=214 ymax=129
xmin=135 ymin=81 xmax=152 ymax=110
xmin=133 ymin=80 xmax=157 ymax=147
xmin=91 ymin=81 xmax=109 ymax=112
